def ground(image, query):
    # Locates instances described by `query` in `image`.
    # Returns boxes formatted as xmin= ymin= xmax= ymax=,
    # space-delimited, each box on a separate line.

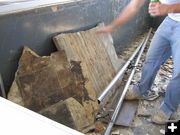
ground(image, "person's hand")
xmin=149 ymin=2 xmax=169 ymax=16
xmin=96 ymin=25 xmax=114 ymax=34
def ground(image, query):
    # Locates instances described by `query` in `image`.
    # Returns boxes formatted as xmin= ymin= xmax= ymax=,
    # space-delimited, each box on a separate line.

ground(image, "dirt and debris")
xmin=7 ymin=27 xmax=179 ymax=135
xmin=8 ymin=25 xmax=123 ymax=133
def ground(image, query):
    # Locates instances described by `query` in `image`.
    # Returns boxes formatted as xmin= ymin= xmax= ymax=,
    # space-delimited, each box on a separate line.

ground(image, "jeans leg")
xmin=135 ymin=33 xmax=171 ymax=96
xmin=161 ymin=38 xmax=180 ymax=115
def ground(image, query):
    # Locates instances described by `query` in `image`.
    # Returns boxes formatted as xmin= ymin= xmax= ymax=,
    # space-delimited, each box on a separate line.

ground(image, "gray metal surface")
xmin=114 ymin=101 xmax=138 ymax=126
xmin=0 ymin=73 xmax=6 ymax=98
xmin=0 ymin=0 xmax=150 ymax=93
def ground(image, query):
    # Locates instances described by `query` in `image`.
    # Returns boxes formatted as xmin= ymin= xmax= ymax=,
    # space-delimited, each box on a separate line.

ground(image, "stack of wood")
xmin=8 ymin=25 xmax=123 ymax=132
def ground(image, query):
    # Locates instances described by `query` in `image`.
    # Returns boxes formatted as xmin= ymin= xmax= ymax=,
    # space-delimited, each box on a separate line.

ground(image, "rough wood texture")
xmin=39 ymin=97 xmax=91 ymax=131
xmin=53 ymin=24 xmax=122 ymax=96
xmin=8 ymin=47 xmax=99 ymax=130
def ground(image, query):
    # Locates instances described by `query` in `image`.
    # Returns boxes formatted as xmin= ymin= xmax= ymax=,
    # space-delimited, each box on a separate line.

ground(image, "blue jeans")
xmin=134 ymin=17 xmax=180 ymax=116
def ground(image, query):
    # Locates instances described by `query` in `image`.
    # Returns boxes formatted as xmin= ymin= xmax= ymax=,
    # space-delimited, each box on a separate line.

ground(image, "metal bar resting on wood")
xmin=98 ymin=35 xmax=145 ymax=103
xmin=103 ymin=28 xmax=152 ymax=135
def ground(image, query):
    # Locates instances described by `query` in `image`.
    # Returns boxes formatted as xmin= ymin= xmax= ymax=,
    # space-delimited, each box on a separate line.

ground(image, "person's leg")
xmin=161 ymin=26 xmax=180 ymax=116
xmin=132 ymin=33 xmax=171 ymax=97
xmin=125 ymin=33 xmax=171 ymax=100
xmin=126 ymin=17 xmax=172 ymax=100
xmin=151 ymin=19 xmax=180 ymax=124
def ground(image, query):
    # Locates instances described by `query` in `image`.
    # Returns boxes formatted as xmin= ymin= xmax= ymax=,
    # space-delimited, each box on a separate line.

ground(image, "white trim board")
xmin=0 ymin=97 xmax=84 ymax=135
xmin=0 ymin=0 xmax=82 ymax=15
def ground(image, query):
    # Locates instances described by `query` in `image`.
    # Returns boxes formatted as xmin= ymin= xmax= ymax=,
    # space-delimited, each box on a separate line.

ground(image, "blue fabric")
xmin=134 ymin=16 xmax=180 ymax=115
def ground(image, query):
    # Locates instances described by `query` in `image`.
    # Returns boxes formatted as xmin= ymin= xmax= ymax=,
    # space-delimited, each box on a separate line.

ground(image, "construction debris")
xmin=97 ymin=34 xmax=147 ymax=128
xmin=8 ymin=27 xmax=178 ymax=135
xmin=39 ymin=97 xmax=91 ymax=131
xmin=91 ymin=32 xmax=179 ymax=135
xmin=8 ymin=25 xmax=125 ymax=132
xmin=95 ymin=121 xmax=105 ymax=133
xmin=8 ymin=47 xmax=98 ymax=131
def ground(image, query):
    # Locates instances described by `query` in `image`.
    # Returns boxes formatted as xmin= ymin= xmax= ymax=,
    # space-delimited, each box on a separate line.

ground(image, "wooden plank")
xmin=53 ymin=25 xmax=121 ymax=96
xmin=39 ymin=97 xmax=91 ymax=131
xmin=8 ymin=47 xmax=99 ymax=131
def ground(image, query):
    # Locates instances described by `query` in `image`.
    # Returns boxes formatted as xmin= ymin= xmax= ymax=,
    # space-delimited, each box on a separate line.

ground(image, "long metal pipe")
xmin=0 ymin=73 xmax=6 ymax=98
xmin=103 ymin=28 xmax=152 ymax=135
xmin=98 ymin=37 xmax=146 ymax=103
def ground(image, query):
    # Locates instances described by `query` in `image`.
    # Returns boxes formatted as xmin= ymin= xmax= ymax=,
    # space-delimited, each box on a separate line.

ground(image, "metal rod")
xmin=103 ymin=28 xmax=152 ymax=135
xmin=98 ymin=37 xmax=145 ymax=103
xmin=0 ymin=73 xmax=6 ymax=98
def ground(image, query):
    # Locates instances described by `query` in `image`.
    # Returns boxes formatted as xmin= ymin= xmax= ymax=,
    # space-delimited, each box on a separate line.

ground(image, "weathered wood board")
xmin=53 ymin=24 xmax=122 ymax=96
xmin=8 ymin=47 xmax=99 ymax=131
xmin=39 ymin=97 xmax=91 ymax=131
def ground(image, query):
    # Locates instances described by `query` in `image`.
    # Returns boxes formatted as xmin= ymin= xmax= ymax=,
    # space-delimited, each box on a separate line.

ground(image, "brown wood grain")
xmin=53 ymin=25 xmax=121 ymax=96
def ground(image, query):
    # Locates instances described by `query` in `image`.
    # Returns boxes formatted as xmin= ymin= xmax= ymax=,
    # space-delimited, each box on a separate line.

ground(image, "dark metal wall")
xmin=0 ymin=0 xmax=151 ymax=92
xmin=152 ymin=16 xmax=165 ymax=29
